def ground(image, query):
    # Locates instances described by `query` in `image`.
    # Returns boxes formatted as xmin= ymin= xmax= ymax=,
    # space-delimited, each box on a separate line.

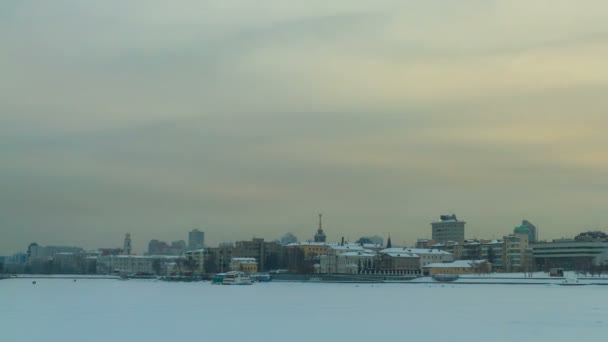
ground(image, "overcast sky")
xmin=2 ymin=1 xmax=608 ymax=254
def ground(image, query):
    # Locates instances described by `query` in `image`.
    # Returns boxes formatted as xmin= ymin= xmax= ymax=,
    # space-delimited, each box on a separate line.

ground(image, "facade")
xmin=431 ymin=214 xmax=465 ymax=243
xmin=123 ymin=234 xmax=132 ymax=255
xmin=28 ymin=245 xmax=85 ymax=259
xmin=378 ymin=252 xmax=421 ymax=274
xmin=232 ymin=238 xmax=285 ymax=272
xmin=318 ymin=244 xmax=367 ymax=274
xmin=503 ymin=233 xmax=530 ymax=272
xmin=230 ymin=257 xmax=258 ymax=273
xmin=285 ymin=242 xmax=331 ymax=273
xmin=521 ymin=220 xmax=538 ymax=243
xmin=147 ymin=239 xmax=186 ymax=256
xmin=96 ymin=255 xmax=180 ymax=275
xmin=423 ymin=260 xmax=492 ymax=275
xmin=188 ymin=229 xmax=205 ymax=250
xmin=380 ymin=248 xmax=454 ymax=268
xmin=184 ymin=249 xmax=206 ymax=274
xmin=336 ymin=251 xmax=376 ymax=274
xmin=531 ymin=239 xmax=608 ymax=271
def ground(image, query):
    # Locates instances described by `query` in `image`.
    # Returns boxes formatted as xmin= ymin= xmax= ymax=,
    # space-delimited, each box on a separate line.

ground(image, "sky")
xmin=2 ymin=0 xmax=608 ymax=254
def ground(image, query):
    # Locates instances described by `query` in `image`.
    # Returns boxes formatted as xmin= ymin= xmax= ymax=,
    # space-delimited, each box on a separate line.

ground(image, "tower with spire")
xmin=314 ymin=213 xmax=327 ymax=243
xmin=386 ymin=235 xmax=392 ymax=248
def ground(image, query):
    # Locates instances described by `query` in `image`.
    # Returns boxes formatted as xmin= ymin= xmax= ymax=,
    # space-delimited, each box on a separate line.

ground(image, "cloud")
xmin=2 ymin=0 xmax=608 ymax=253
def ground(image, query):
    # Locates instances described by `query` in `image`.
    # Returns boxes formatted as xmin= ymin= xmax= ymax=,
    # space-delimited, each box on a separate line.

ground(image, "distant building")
xmin=503 ymin=232 xmax=530 ymax=272
xmin=431 ymin=214 xmax=465 ymax=243
xmin=378 ymin=251 xmax=421 ymax=274
xmin=233 ymin=238 xmax=284 ymax=272
xmin=123 ymin=234 xmax=132 ymax=255
xmin=147 ymin=240 xmax=186 ymax=256
xmin=336 ymin=251 xmax=376 ymax=274
xmin=314 ymin=214 xmax=327 ymax=243
xmin=423 ymin=260 xmax=492 ymax=275
xmin=188 ymin=229 xmax=205 ymax=250
xmin=231 ymin=257 xmax=258 ymax=273
xmin=521 ymin=220 xmax=538 ymax=242
xmin=531 ymin=236 xmax=608 ymax=271
xmin=318 ymin=243 xmax=367 ymax=274
xmin=28 ymin=245 xmax=85 ymax=259
xmin=184 ymin=249 xmax=205 ymax=274
xmin=96 ymin=255 xmax=180 ymax=275
xmin=380 ymin=247 xmax=454 ymax=268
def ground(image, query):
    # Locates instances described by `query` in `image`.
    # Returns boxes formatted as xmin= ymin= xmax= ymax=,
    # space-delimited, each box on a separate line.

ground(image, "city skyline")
xmin=3 ymin=1 xmax=608 ymax=254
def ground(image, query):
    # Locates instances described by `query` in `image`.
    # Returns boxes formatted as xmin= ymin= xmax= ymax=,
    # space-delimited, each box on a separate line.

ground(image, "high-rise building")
xmin=188 ymin=229 xmax=205 ymax=250
xmin=521 ymin=220 xmax=537 ymax=242
xmin=431 ymin=214 xmax=465 ymax=243
xmin=123 ymin=233 xmax=132 ymax=255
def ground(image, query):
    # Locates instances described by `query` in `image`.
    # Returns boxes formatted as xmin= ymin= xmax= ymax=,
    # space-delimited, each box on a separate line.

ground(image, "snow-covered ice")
xmin=1 ymin=278 xmax=607 ymax=342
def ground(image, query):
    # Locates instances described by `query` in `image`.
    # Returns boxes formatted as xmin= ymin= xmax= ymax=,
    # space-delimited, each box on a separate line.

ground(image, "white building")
xmin=318 ymin=244 xmax=367 ymax=274
xmin=334 ymin=251 xmax=377 ymax=274
xmin=380 ymin=248 xmax=454 ymax=267
xmin=97 ymin=255 xmax=180 ymax=275
xmin=230 ymin=257 xmax=258 ymax=273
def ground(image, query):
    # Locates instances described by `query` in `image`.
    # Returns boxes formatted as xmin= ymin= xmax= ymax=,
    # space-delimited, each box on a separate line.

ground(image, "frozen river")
xmin=2 ymin=278 xmax=606 ymax=342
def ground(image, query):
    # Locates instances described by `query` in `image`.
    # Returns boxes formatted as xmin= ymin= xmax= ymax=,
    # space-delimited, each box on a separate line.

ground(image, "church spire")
xmin=314 ymin=213 xmax=327 ymax=243
xmin=386 ymin=235 xmax=392 ymax=248
xmin=318 ymin=213 xmax=323 ymax=233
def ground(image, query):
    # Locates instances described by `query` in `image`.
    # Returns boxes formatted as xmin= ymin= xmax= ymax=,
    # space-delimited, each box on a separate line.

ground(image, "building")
xmin=204 ymin=243 xmax=235 ymax=274
xmin=318 ymin=243 xmax=367 ymax=274
xmin=378 ymin=251 xmax=421 ymax=274
xmin=335 ymin=251 xmax=377 ymax=274
xmin=521 ymin=220 xmax=538 ymax=243
xmin=380 ymin=248 xmax=454 ymax=268
xmin=230 ymin=257 xmax=258 ymax=273
xmin=423 ymin=260 xmax=492 ymax=275
xmin=123 ymin=234 xmax=132 ymax=255
xmin=285 ymin=242 xmax=330 ymax=273
xmin=147 ymin=240 xmax=186 ymax=256
xmin=531 ymin=234 xmax=608 ymax=271
xmin=431 ymin=214 xmax=465 ymax=243
xmin=503 ymin=232 xmax=530 ymax=272
xmin=232 ymin=238 xmax=285 ymax=272
xmin=184 ymin=249 xmax=206 ymax=274
xmin=96 ymin=255 xmax=180 ymax=275
xmin=28 ymin=245 xmax=85 ymax=259
xmin=314 ymin=214 xmax=327 ymax=243
xmin=188 ymin=229 xmax=205 ymax=250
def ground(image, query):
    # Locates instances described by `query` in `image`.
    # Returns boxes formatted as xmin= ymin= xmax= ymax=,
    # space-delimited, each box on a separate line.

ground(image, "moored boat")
xmin=222 ymin=271 xmax=253 ymax=285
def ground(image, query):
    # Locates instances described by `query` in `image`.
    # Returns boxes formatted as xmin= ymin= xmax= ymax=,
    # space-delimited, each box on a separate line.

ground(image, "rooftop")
xmin=423 ymin=260 xmax=488 ymax=269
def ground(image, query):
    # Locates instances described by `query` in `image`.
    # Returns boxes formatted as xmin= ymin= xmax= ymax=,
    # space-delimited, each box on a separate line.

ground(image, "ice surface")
xmin=1 ymin=278 xmax=607 ymax=342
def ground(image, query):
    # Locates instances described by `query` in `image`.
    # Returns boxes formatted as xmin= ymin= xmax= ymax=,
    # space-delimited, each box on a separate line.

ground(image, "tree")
xmin=487 ymin=247 xmax=495 ymax=264
xmin=280 ymin=233 xmax=298 ymax=246
xmin=204 ymin=253 xmax=218 ymax=274
xmin=152 ymin=259 xmax=162 ymax=275
xmin=356 ymin=237 xmax=373 ymax=245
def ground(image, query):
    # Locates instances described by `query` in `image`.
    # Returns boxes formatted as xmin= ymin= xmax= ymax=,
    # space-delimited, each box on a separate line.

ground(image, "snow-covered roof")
xmin=231 ymin=257 xmax=257 ymax=263
xmin=384 ymin=252 xmax=419 ymax=258
xmin=380 ymin=248 xmax=452 ymax=256
xmin=328 ymin=244 xmax=365 ymax=251
xmin=423 ymin=260 xmax=488 ymax=269
xmin=286 ymin=242 xmax=329 ymax=247
xmin=340 ymin=251 xmax=376 ymax=257
xmin=184 ymin=248 xmax=205 ymax=253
